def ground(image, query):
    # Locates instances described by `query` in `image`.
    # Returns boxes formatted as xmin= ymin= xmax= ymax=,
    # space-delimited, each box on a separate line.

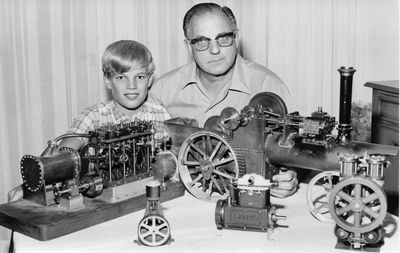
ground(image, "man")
xmin=149 ymin=3 xmax=297 ymax=197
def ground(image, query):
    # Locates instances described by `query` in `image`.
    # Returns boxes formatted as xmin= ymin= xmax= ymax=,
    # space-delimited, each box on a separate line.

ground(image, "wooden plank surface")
xmin=0 ymin=181 xmax=185 ymax=241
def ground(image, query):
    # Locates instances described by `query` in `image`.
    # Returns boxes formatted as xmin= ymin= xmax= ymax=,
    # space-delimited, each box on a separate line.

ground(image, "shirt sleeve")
xmin=146 ymin=103 xmax=171 ymax=141
xmin=67 ymin=108 xmax=100 ymax=147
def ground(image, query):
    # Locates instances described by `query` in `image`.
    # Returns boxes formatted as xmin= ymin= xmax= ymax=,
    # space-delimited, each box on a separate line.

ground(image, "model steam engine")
xmin=20 ymin=120 xmax=169 ymax=209
xmin=161 ymin=67 xmax=397 ymax=245
xmin=327 ymin=153 xmax=389 ymax=249
xmin=215 ymin=173 xmax=285 ymax=234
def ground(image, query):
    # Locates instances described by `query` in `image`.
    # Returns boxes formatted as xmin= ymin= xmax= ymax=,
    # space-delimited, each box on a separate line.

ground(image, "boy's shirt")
xmin=67 ymin=100 xmax=170 ymax=146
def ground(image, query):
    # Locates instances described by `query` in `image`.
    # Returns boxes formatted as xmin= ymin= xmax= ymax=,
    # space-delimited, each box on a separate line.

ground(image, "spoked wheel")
xmin=307 ymin=171 xmax=340 ymax=223
xmin=137 ymin=215 xmax=171 ymax=247
xmin=328 ymin=177 xmax=387 ymax=234
xmin=178 ymin=131 xmax=245 ymax=202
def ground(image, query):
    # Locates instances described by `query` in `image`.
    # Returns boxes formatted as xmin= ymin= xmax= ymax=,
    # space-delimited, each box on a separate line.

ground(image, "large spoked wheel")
xmin=307 ymin=171 xmax=340 ymax=223
xmin=137 ymin=215 xmax=171 ymax=247
xmin=328 ymin=177 xmax=387 ymax=234
xmin=178 ymin=131 xmax=245 ymax=202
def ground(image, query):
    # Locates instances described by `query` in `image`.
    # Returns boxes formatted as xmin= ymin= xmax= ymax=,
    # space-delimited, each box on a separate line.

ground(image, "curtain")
xmin=0 ymin=0 xmax=398 ymax=243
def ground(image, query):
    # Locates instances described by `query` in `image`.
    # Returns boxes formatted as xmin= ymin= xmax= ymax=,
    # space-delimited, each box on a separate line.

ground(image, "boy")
xmin=60 ymin=40 xmax=170 ymax=150
xmin=8 ymin=40 xmax=170 ymax=201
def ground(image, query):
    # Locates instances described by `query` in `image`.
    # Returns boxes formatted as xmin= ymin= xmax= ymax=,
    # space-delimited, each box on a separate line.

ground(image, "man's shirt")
xmin=68 ymin=100 xmax=170 ymax=146
xmin=149 ymin=55 xmax=295 ymax=126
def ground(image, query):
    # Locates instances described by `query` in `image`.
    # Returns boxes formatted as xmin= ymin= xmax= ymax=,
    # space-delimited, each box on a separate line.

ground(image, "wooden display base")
xmin=0 ymin=181 xmax=185 ymax=241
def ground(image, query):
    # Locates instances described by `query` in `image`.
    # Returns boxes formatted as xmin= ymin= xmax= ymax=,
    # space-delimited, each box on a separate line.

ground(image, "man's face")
xmin=186 ymin=12 xmax=238 ymax=77
xmin=105 ymin=63 xmax=151 ymax=115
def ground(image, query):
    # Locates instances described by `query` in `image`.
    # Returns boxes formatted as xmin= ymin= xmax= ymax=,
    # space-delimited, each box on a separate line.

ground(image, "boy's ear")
xmin=147 ymin=74 xmax=154 ymax=88
xmin=104 ymin=76 xmax=112 ymax=90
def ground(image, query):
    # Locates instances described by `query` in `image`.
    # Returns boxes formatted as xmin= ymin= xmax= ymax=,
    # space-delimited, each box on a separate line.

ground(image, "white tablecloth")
xmin=14 ymin=183 xmax=399 ymax=253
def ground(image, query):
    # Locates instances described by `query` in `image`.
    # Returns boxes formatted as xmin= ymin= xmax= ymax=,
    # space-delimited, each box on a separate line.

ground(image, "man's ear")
xmin=235 ymin=30 xmax=241 ymax=48
xmin=104 ymin=76 xmax=112 ymax=90
xmin=184 ymin=39 xmax=194 ymax=56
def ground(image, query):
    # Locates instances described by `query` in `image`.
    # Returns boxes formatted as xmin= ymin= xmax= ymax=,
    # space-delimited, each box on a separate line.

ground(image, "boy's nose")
xmin=126 ymin=79 xmax=137 ymax=89
xmin=209 ymin=40 xmax=220 ymax=55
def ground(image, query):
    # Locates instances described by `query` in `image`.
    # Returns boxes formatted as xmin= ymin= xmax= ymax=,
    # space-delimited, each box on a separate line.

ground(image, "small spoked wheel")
xmin=137 ymin=215 xmax=171 ymax=247
xmin=306 ymin=171 xmax=340 ymax=223
xmin=178 ymin=131 xmax=245 ymax=202
xmin=328 ymin=177 xmax=387 ymax=234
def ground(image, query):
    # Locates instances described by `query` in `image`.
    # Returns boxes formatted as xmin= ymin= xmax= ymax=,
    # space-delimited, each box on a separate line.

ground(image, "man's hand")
xmin=271 ymin=168 xmax=298 ymax=198
xmin=8 ymin=185 xmax=23 ymax=202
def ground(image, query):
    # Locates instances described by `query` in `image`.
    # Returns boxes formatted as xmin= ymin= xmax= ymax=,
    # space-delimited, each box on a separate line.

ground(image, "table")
xmin=13 ymin=183 xmax=399 ymax=253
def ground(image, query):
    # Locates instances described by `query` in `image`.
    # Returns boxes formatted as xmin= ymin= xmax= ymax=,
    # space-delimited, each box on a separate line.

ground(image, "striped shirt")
xmin=68 ymin=100 xmax=170 ymax=146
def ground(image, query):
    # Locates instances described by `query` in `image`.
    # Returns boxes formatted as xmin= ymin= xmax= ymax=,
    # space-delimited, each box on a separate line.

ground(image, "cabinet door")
xmin=375 ymin=123 xmax=399 ymax=147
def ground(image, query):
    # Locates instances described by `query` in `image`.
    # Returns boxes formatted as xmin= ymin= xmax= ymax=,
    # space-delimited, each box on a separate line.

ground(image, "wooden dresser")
xmin=365 ymin=80 xmax=399 ymax=215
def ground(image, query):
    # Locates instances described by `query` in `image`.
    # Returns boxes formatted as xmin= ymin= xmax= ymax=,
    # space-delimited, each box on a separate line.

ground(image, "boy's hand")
xmin=271 ymin=168 xmax=298 ymax=198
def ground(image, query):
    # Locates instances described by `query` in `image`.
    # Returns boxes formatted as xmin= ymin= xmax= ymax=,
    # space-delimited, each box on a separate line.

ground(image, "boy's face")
xmin=105 ymin=63 xmax=151 ymax=115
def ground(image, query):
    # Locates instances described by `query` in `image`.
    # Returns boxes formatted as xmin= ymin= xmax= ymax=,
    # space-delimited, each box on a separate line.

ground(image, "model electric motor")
xmin=215 ymin=174 xmax=285 ymax=233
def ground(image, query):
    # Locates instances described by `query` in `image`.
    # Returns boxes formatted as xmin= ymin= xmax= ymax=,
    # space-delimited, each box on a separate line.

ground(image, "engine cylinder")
xmin=20 ymin=150 xmax=80 ymax=192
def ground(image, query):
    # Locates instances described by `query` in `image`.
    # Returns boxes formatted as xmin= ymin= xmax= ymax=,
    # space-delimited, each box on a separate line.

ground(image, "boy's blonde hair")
xmin=102 ymin=40 xmax=155 ymax=79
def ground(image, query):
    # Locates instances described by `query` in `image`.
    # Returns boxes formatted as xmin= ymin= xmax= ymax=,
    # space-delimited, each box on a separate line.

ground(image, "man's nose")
xmin=126 ymin=78 xmax=137 ymax=89
xmin=209 ymin=40 xmax=220 ymax=54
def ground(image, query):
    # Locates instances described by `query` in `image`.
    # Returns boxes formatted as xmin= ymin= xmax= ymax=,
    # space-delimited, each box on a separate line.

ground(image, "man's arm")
xmin=260 ymin=71 xmax=299 ymax=197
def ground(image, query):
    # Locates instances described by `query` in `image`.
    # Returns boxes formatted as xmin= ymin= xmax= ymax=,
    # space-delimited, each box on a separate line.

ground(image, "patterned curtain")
xmin=0 ymin=0 xmax=398 ymax=244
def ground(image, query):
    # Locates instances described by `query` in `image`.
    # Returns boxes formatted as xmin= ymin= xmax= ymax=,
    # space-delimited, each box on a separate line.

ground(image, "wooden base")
xmin=0 ymin=181 xmax=185 ymax=241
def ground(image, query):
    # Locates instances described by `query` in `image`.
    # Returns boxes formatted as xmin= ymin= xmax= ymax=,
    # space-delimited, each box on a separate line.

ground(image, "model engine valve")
xmin=215 ymin=173 xmax=285 ymax=235
xmin=137 ymin=181 xmax=171 ymax=247
xmin=328 ymin=153 xmax=390 ymax=249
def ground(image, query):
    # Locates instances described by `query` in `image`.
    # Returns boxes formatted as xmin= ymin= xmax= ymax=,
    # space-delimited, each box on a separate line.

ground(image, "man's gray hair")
xmin=183 ymin=3 xmax=237 ymax=39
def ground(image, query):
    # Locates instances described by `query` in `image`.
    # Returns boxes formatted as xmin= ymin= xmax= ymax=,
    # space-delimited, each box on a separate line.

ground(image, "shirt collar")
xmin=179 ymin=61 xmax=198 ymax=90
xmin=110 ymin=100 xmax=142 ymax=122
xmin=180 ymin=55 xmax=250 ymax=95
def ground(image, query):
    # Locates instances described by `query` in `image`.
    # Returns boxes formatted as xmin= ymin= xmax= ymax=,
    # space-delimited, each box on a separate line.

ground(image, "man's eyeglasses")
xmin=187 ymin=31 xmax=237 ymax=51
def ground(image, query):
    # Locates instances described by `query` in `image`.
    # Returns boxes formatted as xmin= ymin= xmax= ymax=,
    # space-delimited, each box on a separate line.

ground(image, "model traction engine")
xmin=20 ymin=120 xmax=163 ymax=209
xmin=161 ymin=67 xmax=397 ymax=247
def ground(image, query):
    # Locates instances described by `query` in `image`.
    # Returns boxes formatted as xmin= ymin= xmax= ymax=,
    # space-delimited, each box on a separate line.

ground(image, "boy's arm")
xmin=59 ymin=137 xmax=85 ymax=151
xmin=59 ymin=107 xmax=98 ymax=151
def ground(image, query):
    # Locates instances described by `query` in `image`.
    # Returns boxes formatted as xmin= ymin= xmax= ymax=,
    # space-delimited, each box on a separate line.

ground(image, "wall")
xmin=0 ymin=0 xmax=398 ymax=243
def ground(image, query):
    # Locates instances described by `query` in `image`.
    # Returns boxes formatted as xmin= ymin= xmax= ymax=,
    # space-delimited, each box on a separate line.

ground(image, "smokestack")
xmin=337 ymin=66 xmax=356 ymax=144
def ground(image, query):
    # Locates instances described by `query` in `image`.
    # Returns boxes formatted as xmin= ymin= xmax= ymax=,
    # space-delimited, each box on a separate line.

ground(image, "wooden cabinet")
xmin=365 ymin=80 xmax=399 ymax=215
xmin=365 ymin=80 xmax=399 ymax=146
